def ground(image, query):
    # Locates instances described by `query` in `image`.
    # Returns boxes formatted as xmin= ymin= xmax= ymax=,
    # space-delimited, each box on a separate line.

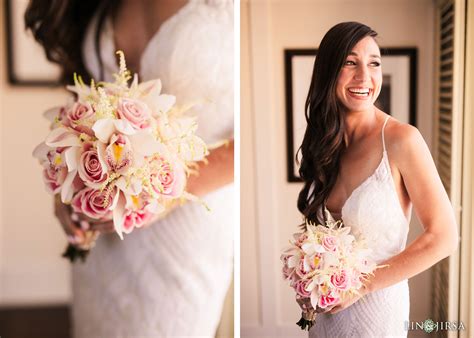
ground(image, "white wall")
xmin=0 ymin=0 xmax=71 ymax=305
xmin=241 ymin=1 xmax=261 ymax=327
xmin=241 ymin=0 xmax=435 ymax=337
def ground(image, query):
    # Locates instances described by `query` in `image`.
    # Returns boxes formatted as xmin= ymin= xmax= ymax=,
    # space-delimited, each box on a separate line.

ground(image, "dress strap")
xmin=381 ymin=116 xmax=390 ymax=152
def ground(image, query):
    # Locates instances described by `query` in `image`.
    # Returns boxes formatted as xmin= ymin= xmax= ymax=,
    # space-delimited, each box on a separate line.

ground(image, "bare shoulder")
xmin=383 ymin=117 xmax=428 ymax=164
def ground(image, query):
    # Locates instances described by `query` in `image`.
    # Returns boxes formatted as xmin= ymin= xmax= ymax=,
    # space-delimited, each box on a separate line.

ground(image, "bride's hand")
xmin=325 ymin=287 xmax=369 ymax=315
xmin=327 ymin=279 xmax=373 ymax=315
xmin=54 ymin=195 xmax=99 ymax=248
xmin=77 ymin=214 xmax=115 ymax=234
xmin=295 ymin=296 xmax=319 ymax=320
xmin=296 ymin=296 xmax=313 ymax=312
xmin=54 ymin=195 xmax=87 ymax=242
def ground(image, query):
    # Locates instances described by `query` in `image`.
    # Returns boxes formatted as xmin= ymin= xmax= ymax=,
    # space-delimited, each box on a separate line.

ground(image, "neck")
xmin=119 ymin=0 xmax=188 ymax=39
xmin=343 ymin=106 xmax=378 ymax=146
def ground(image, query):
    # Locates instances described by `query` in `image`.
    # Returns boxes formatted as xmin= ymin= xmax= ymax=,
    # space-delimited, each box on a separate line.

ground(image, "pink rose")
xmin=330 ymin=269 xmax=351 ymax=291
xmin=105 ymin=134 xmax=132 ymax=173
xmin=78 ymin=143 xmax=107 ymax=187
xmin=67 ymin=102 xmax=94 ymax=124
xmin=71 ymin=187 xmax=115 ymax=219
xmin=43 ymin=165 xmax=67 ymax=194
xmin=322 ymin=235 xmax=338 ymax=252
xmin=122 ymin=209 xmax=153 ymax=234
xmin=295 ymin=257 xmax=309 ymax=278
xmin=294 ymin=279 xmax=312 ymax=298
xmin=149 ymin=155 xmax=186 ymax=198
xmin=66 ymin=102 xmax=95 ymax=135
xmin=117 ymin=98 xmax=151 ymax=129
xmin=318 ymin=290 xmax=339 ymax=309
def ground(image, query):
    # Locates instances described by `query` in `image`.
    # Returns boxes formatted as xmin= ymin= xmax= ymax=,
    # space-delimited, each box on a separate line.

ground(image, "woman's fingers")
xmin=53 ymin=196 xmax=104 ymax=249
xmin=320 ymin=305 xmax=336 ymax=314
xmin=77 ymin=230 xmax=100 ymax=250
xmin=328 ymin=305 xmax=342 ymax=314
xmin=317 ymin=307 xmax=328 ymax=314
xmin=296 ymin=297 xmax=314 ymax=312
xmin=74 ymin=212 xmax=115 ymax=234
xmin=54 ymin=196 xmax=85 ymax=244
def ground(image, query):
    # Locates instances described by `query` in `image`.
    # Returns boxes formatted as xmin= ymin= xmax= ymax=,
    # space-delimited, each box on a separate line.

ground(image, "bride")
xmin=297 ymin=22 xmax=458 ymax=337
xmin=26 ymin=0 xmax=234 ymax=337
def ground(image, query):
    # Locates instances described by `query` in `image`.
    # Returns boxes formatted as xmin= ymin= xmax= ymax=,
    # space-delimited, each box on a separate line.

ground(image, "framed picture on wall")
xmin=5 ymin=0 xmax=61 ymax=85
xmin=284 ymin=47 xmax=417 ymax=182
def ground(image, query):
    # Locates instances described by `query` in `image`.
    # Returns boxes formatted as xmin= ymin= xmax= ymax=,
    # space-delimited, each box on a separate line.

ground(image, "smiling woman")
xmin=336 ymin=41 xmax=382 ymax=110
xmin=295 ymin=21 xmax=458 ymax=337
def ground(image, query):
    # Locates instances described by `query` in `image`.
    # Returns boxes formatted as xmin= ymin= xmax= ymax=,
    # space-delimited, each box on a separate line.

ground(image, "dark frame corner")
xmin=4 ymin=0 xmax=61 ymax=86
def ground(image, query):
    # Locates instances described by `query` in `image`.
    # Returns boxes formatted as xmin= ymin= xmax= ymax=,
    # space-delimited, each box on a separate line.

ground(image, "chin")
xmin=344 ymin=103 xmax=373 ymax=113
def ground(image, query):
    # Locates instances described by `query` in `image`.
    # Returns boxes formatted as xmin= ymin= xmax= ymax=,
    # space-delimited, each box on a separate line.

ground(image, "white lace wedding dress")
xmin=309 ymin=117 xmax=411 ymax=338
xmin=72 ymin=1 xmax=234 ymax=337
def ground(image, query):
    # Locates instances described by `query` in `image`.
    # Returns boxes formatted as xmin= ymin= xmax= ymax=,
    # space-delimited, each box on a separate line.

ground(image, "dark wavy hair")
xmin=297 ymin=22 xmax=378 ymax=225
xmin=24 ymin=0 xmax=120 ymax=84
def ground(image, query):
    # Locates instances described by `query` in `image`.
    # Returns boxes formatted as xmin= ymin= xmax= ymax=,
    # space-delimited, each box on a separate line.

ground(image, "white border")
xmin=234 ymin=1 xmax=241 ymax=337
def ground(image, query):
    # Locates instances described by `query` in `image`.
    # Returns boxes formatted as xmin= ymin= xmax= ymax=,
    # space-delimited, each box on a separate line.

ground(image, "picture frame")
xmin=284 ymin=47 xmax=417 ymax=182
xmin=4 ymin=0 xmax=61 ymax=86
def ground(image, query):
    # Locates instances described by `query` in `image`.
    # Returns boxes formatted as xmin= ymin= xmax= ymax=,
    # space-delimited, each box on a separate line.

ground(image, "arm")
xmin=186 ymin=139 xmax=234 ymax=197
xmin=365 ymin=125 xmax=458 ymax=291
xmin=330 ymin=125 xmax=458 ymax=313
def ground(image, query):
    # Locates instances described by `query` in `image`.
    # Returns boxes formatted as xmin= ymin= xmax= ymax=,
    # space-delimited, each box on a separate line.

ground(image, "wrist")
xmin=361 ymin=274 xmax=375 ymax=295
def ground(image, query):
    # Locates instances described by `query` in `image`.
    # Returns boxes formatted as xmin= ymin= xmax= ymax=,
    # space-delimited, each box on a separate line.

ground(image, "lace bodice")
xmin=325 ymin=116 xmax=410 ymax=264
xmin=312 ymin=116 xmax=411 ymax=337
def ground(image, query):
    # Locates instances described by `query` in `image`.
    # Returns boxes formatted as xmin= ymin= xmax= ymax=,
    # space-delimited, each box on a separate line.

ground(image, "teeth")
xmin=348 ymin=88 xmax=370 ymax=94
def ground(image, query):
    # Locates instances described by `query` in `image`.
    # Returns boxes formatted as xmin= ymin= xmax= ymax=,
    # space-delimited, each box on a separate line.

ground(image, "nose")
xmin=354 ymin=64 xmax=370 ymax=81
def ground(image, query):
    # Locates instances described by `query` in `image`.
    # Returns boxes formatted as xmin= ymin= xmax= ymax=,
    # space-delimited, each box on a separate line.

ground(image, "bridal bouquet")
xmin=281 ymin=219 xmax=377 ymax=330
xmin=33 ymin=51 xmax=208 ymax=261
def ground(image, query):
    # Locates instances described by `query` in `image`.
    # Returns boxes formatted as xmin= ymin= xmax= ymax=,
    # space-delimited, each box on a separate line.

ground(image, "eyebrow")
xmin=348 ymin=52 xmax=381 ymax=59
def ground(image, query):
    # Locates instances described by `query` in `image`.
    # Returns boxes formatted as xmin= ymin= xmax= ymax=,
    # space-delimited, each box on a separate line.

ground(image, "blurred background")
xmin=0 ymin=0 xmax=71 ymax=336
xmin=241 ymin=0 xmax=473 ymax=337
xmin=0 ymin=0 xmax=233 ymax=337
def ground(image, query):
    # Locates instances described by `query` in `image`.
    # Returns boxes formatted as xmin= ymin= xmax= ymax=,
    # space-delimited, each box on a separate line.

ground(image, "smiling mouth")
xmin=347 ymin=87 xmax=371 ymax=97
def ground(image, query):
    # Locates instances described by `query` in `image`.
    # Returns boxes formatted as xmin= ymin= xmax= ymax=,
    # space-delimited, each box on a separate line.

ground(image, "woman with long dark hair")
xmin=25 ymin=0 xmax=234 ymax=337
xmin=297 ymin=22 xmax=458 ymax=337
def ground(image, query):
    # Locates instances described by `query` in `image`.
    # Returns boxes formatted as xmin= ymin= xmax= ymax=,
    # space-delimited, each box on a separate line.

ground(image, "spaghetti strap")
xmin=382 ymin=116 xmax=390 ymax=152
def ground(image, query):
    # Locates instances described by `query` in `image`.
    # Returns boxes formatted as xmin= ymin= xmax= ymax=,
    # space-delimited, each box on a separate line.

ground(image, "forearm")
xmin=185 ymin=140 xmax=234 ymax=197
xmin=365 ymin=229 xmax=458 ymax=294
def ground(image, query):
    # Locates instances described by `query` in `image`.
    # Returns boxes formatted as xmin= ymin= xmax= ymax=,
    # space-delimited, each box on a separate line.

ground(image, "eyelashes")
xmin=344 ymin=60 xmax=381 ymax=67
